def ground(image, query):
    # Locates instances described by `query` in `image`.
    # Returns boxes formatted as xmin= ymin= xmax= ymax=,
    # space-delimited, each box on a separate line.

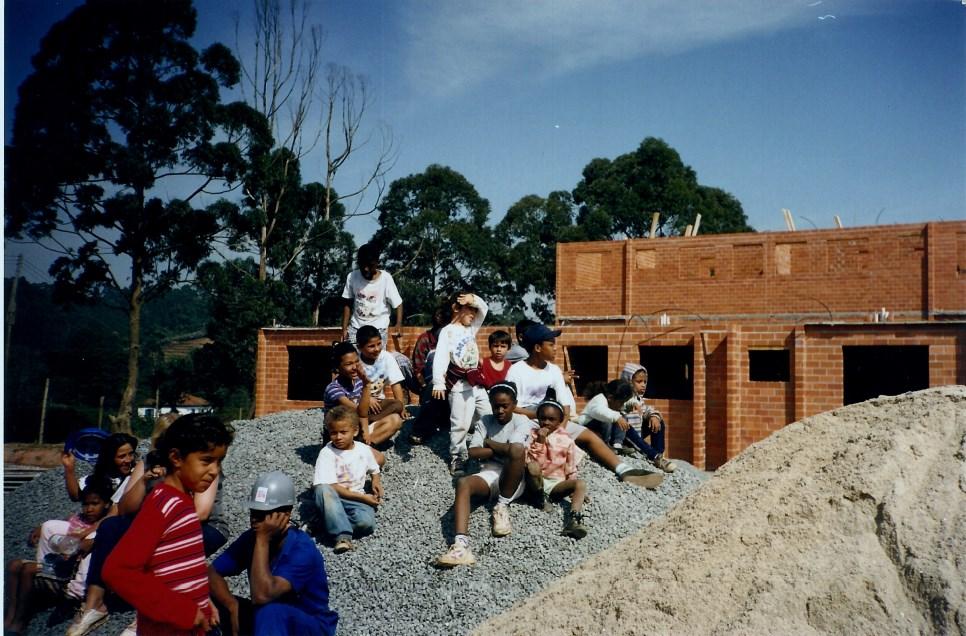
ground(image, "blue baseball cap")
xmin=522 ymin=324 xmax=562 ymax=347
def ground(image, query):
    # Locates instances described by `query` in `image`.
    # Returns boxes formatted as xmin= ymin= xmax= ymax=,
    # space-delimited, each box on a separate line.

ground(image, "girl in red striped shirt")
xmin=103 ymin=415 xmax=233 ymax=635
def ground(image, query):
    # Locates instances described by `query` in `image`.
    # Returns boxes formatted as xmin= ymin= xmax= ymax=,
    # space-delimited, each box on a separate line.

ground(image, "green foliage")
xmin=572 ymin=137 xmax=752 ymax=238
xmin=5 ymin=0 xmax=269 ymax=430
xmin=374 ymin=164 xmax=501 ymax=322
xmin=495 ymin=191 xmax=584 ymax=322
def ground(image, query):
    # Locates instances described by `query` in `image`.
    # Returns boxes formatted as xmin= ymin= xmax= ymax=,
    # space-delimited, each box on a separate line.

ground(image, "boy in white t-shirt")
xmin=311 ymin=406 xmax=383 ymax=554
xmin=506 ymin=324 xmax=660 ymax=489
xmin=341 ymin=242 xmax=403 ymax=347
xmin=356 ymin=325 xmax=408 ymax=426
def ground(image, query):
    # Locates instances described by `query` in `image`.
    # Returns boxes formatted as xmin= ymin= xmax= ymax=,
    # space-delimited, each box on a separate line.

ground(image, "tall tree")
xmin=572 ymin=137 xmax=752 ymax=238
xmin=5 ymin=0 xmax=267 ymax=432
xmin=495 ymin=191 xmax=584 ymax=321
xmin=374 ymin=165 xmax=499 ymax=322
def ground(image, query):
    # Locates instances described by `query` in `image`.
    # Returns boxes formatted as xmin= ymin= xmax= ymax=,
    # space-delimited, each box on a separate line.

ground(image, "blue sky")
xmin=4 ymin=0 xmax=965 ymax=281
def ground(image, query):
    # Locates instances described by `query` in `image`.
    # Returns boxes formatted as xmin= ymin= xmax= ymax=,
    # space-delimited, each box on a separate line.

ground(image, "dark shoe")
xmin=449 ymin=455 xmax=466 ymax=477
xmin=618 ymin=468 xmax=664 ymax=489
xmin=652 ymin=453 xmax=676 ymax=473
xmin=562 ymin=510 xmax=588 ymax=539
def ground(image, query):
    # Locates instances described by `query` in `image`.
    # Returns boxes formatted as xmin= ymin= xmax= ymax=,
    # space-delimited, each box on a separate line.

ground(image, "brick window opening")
xmin=287 ymin=346 xmax=333 ymax=401
xmin=749 ymin=349 xmax=790 ymax=382
xmin=842 ymin=345 xmax=929 ymax=406
xmin=565 ymin=346 xmax=608 ymax=397
xmin=638 ymin=345 xmax=693 ymax=400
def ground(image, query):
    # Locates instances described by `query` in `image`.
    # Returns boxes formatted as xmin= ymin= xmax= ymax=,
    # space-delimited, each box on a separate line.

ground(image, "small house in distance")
xmin=138 ymin=393 xmax=214 ymax=420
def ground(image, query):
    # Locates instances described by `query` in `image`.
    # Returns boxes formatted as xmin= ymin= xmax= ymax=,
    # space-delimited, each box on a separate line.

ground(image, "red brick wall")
xmin=557 ymin=221 xmax=966 ymax=323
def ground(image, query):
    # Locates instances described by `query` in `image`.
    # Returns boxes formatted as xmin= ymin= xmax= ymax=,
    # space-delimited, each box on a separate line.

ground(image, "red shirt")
xmin=103 ymin=483 xmax=211 ymax=635
xmin=466 ymin=357 xmax=510 ymax=389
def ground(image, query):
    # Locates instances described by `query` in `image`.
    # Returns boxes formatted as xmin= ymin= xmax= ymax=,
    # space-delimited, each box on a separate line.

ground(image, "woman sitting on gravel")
xmin=526 ymin=389 xmax=589 ymax=539
xmin=62 ymin=432 xmax=140 ymax=505
xmin=435 ymin=382 xmax=535 ymax=568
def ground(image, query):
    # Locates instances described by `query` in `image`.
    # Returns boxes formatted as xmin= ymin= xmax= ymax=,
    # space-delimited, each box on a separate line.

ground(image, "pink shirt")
xmin=527 ymin=428 xmax=581 ymax=481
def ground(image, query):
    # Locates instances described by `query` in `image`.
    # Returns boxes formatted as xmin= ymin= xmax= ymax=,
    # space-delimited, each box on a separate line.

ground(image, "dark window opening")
xmin=842 ymin=345 xmax=929 ymax=406
xmin=566 ymin=346 xmax=608 ymax=397
xmin=749 ymin=349 xmax=790 ymax=382
xmin=638 ymin=345 xmax=693 ymax=400
xmin=287 ymin=346 xmax=333 ymax=401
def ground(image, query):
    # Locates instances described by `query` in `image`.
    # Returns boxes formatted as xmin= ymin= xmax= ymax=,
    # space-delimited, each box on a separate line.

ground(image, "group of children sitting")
xmin=315 ymin=243 xmax=677 ymax=569
xmin=4 ymin=240 xmax=676 ymax=635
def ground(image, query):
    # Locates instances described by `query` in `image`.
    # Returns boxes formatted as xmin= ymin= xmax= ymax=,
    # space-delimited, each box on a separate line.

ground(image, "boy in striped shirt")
xmin=103 ymin=415 xmax=233 ymax=635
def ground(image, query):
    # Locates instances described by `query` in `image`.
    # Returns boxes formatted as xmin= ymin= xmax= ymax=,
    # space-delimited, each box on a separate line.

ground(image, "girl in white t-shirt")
xmin=432 ymin=292 xmax=489 ymax=476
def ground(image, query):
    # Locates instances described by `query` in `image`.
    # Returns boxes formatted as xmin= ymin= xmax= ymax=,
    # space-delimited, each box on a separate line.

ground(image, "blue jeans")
xmin=585 ymin=418 xmax=626 ymax=447
xmin=255 ymin=603 xmax=331 ymax=636
xmin=624 ymin=414 xmax=666 ymax=460
xmin=312 ymin=484 xmax=376 ymax=540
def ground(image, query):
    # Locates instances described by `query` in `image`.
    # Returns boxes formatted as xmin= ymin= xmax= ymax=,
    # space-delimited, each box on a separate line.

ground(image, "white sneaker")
xmin=491 ymin=503 xmax=512 ymax=537
xmin=66 ymin=608 xmax=109 ymax=636
xmin=435 ymin=542 xmax=476 ymax=567
xmin=118 ymin=617 xmax=137 ymax=636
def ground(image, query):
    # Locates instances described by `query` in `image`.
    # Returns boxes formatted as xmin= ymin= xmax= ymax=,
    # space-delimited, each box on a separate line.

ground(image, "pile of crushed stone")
xmin=4 ymin=410 xmax=706 ymax=636
xmin=475 ymin=386 xmax=966 ymax=635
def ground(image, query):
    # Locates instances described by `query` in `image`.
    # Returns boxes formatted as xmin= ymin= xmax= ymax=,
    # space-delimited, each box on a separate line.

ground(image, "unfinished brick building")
xmin=255 ymin=220 xmax=965 ymax=469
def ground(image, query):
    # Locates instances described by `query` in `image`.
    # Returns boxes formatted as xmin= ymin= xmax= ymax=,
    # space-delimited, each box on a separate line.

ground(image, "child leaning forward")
xmin=526 ymin=389 xmax=589 ymax=539
xmin=311 ymin=406 xmax=382 ymax=554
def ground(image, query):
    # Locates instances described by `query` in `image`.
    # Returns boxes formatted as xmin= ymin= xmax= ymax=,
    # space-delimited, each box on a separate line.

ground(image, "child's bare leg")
xmin=378 ymin=399 xmax=405 ymax=416
xmin=81 ymin=583 xmax=108 ymax=614
xmin=548 ymin=480 xmax=578 ymax=502
xmin=575 ymin=429 xmax=620 ymax=471
xmin=453 ymin=475 xmax=490 ymax=536
xmin=5 ymin=560 xmax=24 ymax=627
xmin=369 ymin=412 xmax=403 ymax=445
xmin=6 ymin=560 xmax=39 ymax=631
xmin=369 ymin=447 xmax=385 ymax=468
xmin=498 ymin=444 xmax=525 ymax=499
xmin=570 ymin=479 xmax=587 ymax=513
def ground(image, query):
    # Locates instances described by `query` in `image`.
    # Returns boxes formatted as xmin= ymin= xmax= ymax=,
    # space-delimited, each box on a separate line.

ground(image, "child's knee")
xmin=352 ymin=513 xmax=375 ymax=536
xmin=313 ymin=484 xmax=339 ymax=509
xmin=507 ymin=443 xmax=525 ymax=462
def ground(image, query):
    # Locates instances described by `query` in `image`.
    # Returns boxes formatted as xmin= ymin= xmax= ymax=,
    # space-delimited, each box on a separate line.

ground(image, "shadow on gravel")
xmin=295 ymin=444 xmax=322 ymax=466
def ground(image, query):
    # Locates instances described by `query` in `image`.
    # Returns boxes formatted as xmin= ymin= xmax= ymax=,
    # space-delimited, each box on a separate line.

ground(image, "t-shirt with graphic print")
xmin=312 ymin=442 xmax=380 ymax=494
xmin=341 ymin=270 xmax=402 ymax=331
xmin=359 ymin=350 xmax=404 ymax=399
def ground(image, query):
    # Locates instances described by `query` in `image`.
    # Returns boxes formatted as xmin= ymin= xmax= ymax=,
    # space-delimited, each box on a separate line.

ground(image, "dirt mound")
xmin=475 ymin=386 xmax=966 ymax=636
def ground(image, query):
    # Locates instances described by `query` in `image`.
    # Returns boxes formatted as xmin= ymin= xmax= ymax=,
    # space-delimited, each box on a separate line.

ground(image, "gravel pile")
xmin=4 ymin=411 xmax=707 ymax=636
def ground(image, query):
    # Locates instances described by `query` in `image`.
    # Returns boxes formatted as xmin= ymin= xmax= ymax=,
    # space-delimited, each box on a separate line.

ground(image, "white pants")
xmin=448 ymin=381 xmax=491 ymax=457
xmin=37 ymin=519 xmax=92 ymax=600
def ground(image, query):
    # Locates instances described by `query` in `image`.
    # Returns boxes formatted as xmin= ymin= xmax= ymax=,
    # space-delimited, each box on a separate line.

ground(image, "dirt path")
xmin=474 ymin=386 xmax=966 ymax=636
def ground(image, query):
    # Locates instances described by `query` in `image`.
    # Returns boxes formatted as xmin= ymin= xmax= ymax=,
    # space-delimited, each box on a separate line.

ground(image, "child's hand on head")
xmin=356 ymin=362 xmax=370 ymax=384
xmin=456 ymin=293 xmax=473 ymax=307
xmin=61 ymin=451 xmax=75 ymax=471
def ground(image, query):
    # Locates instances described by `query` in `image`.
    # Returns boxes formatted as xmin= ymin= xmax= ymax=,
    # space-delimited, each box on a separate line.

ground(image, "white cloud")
xmin=400 ymin=0 xmax=886 ymax=98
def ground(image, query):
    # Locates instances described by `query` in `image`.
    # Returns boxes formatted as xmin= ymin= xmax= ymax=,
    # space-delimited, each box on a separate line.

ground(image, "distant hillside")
xmin=3 ymin=279 xmax=210 ymax=442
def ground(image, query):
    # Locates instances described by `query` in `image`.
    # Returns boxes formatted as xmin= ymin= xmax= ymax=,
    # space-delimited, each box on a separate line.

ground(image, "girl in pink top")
xmin=526 ymin=389 xmax=589 ymax=539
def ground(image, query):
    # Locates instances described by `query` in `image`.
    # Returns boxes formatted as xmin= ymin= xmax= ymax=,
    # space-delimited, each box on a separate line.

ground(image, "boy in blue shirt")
xmin=208 ymin=472 xmax=338 ymax=636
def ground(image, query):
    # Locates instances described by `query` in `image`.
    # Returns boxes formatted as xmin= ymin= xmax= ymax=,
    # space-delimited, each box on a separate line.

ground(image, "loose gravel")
xmin=4 ymin=411 xmax=707 ymax=636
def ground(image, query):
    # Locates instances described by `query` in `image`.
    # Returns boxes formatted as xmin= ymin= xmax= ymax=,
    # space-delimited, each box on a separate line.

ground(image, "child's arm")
xmin=431 ymin=327 xmax=452 ymax=399
xmin=61 ymin=452 xmax=81 ymax=502
xmin=102 ymin=497 xmax=203 ymax=629
xmin=390 ymin=382 xmax=405 ymax=403
xmin=250 ymin=511 xmax=295 ymax=605
xmin=117 ymin=461 xmax=160 ymax=517
xmin=329 ymin=483 xmax=380 ymax=507
xmin=208 ymin=567 xmax=240 ymax=635
xmin=393 ymin=303 xmax=404 ymax=335
xmin=370 ymin=472 xmax=383 ymax=503
xmin=564 ymin=442 xmax=579 ymax=481
xmin=462 ymin=294 xmax=488 ymax=331
xmin=193 ymin=472 xmax=220 ymax=522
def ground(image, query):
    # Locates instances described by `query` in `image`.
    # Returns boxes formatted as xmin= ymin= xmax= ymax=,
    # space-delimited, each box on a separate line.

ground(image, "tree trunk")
xmin=312 ymin=301 xmax=320 ymax=327
xmin=113 ymin=274 xmax=142 ymax=434
xmin=259 ymin=224 xmax=268 ymax=281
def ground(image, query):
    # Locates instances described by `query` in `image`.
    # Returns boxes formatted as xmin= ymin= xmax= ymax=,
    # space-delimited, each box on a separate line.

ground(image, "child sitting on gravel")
xmin=312 ymin=406 xmax=382 ymax=554
xmin=526 ymin=390 xmax=588 ymax=539
xmin=356 ymin=325 xmax=408 ymax=421
xmin=103 ymin=415 xmax=233 ymax=636
xmin=435 ymin=382 xmax=535 ymax=568
xmin=325 ymin=341 xmax=402 ymax=466
xmin=620 ymin=364 xmax=675 ymax=473
xmin=432 ymin=292 xmax=490 ymax=476
xmin=4 ymin=478 xmax=113 ymax=634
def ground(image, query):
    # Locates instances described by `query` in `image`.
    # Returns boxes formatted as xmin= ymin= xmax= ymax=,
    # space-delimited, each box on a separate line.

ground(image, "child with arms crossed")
xmin=311 ymin=407 xmax=382 ymax=554
xmin=435 ymin=382 xmax=534 ymax=568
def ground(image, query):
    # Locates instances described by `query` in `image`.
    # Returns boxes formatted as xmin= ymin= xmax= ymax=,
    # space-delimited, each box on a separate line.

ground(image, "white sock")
xmin=496 ymin=495 xmax=512 ymax=507
xmin=455 ymin=534 xmax=470 ymax=547
xmin=615 ymin=462 xmax=630 ymax=476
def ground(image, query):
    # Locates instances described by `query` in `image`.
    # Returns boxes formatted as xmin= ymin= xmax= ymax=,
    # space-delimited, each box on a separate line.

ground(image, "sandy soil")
xmin=474 ymin=386 xmax=966 ymax=636
xmin=4 ymin=444 xmax=63 ymax=467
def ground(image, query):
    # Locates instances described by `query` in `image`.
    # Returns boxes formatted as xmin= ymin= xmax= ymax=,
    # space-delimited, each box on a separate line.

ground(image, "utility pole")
xmin=98 ymin=395 xmax=105 ymax=428
xmin=39 ymin=377 xmax=50 ymax=443
xmin=6 ymin=254 xmax=23 ymax=367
